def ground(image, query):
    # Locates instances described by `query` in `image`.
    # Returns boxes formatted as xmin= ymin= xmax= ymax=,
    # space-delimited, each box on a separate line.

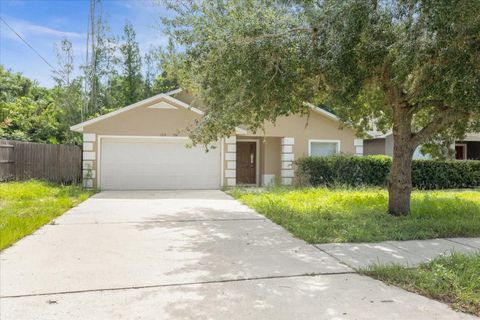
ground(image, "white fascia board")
xmin=464 ymin=133 xmax=480 ymax=141
xmin=161 ymin=95 xmax=204 ymax=115
xmin=376 ymin=132 xmax=392 ymax=138
xmin=303 ymin=102 xmax=340 ymax=122
xmin=235 ymin=127 xmax=248 ymax=135
xmin=164 ymin=88 xmax=183 ymax=96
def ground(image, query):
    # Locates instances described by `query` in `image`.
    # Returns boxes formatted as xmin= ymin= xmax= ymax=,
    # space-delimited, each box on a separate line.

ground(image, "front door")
xmin=455 ymin=145 xmax=466 ymax=160
xmin=236 ymin=141 xmax=256 ymax=184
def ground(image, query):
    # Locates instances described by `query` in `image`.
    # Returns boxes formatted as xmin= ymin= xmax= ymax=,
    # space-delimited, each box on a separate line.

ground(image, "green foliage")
xmin=0 ymin=66 xmax=65 ymax=143
xmin=297 ymin=155 xmax=480 ymax=189
xmin=0 ymin=180 xmax=94 ymax=250
xmin=119 ymin=21 xmax=143 ymax=106
xmin=1 ymin=19 xmax=176 ymax=144
xmin=164 ymin=0 xmax=480 ymax=145
xmin=412 ymin=160 xmax=480 ymax=190
xmin=297 ymin=155 xmax=392 ymax=187
xmin=364 ymin=253 xmax=480 ymax=316
xmin=229 ymin=187 xmax=480 ymax=243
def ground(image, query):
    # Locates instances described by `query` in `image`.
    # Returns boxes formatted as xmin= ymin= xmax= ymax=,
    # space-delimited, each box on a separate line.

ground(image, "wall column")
xmin=281 ymin=137 xmax=294 ymax=185
xmin=224 ymin=136 xmax=236 ymax=186
xmin=354 ymin=139 xmax=364 ymax=156
xmin=82 ymin=133 xmax=96 ymax=188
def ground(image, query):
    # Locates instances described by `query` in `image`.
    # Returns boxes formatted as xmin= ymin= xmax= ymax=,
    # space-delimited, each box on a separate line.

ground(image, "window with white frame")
xmin=309 ymin=140 xmax=340 ymax=156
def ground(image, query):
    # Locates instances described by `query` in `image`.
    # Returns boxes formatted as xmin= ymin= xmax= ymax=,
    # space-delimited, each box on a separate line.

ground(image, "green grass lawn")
xmin=363 ymin=253 xmax=480 ymax=316
xmin=229 ymin=187 xmax=480 ymax=243
xmin=0 ymin=180 xmax=94 ymax=250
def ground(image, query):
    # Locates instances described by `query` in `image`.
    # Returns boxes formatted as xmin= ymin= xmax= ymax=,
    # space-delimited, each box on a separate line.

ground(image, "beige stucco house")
xmin=71 ymin=89 xmax=363 ymax=190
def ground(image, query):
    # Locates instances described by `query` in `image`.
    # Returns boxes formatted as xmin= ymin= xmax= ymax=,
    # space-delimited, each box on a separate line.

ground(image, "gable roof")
xmin=71 ymin=90 xmax=204 ymax=133
xmin=71 ymin=88 xmax=346 ymax=134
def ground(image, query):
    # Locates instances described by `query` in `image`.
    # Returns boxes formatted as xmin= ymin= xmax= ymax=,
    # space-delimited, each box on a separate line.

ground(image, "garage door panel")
xmin=100 ymin=138 xmax=221 ymax=190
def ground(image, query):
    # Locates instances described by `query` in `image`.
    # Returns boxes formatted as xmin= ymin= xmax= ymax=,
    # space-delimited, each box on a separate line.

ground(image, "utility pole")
xmin=83 ymin=0 xmax=100 ymax=120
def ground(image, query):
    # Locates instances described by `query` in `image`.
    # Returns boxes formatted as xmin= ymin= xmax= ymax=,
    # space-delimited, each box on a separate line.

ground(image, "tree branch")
xmin=229 ymin=27 xmax=316 ymax=45
xmin=410 ymin=111 xmax=471 ymax=147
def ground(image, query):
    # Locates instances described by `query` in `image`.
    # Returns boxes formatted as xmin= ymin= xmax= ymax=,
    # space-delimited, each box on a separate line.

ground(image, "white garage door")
xmin=99 ymin=137 xmax=221 ymax=190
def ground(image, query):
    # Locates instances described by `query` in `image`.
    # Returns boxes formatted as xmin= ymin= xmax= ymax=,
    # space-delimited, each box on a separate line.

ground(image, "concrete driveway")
xmin=0 ymin=191 xmax=474 ymax=319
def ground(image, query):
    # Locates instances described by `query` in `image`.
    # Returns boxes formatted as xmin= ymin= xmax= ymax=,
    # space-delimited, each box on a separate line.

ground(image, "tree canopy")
xmin=163 ymin=0 xmax=479 ymax=145
xmin=163 ymin=0 xmax=480 ymax=215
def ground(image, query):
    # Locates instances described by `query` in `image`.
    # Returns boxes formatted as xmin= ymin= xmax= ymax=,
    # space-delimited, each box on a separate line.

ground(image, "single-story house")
xmin=71 ymin=89 xmax=363 ymax=190
xmin=364 ymin=132 xmax=480 ymax=160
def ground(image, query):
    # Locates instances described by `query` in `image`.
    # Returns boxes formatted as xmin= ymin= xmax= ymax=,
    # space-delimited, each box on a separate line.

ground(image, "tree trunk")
xmin=388 ymin=103 xmax=415 ymax=216
xmin=388 ymin=144 xmax=414 ymax=216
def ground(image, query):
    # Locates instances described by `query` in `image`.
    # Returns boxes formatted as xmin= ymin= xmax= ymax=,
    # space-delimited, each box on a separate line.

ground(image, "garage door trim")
xmin=97 ymin=135 xmax=224 ymax=189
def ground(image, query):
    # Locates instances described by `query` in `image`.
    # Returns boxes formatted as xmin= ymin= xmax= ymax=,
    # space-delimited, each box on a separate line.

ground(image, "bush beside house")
xmin=297 ymin=155 xmax=480 ymax=189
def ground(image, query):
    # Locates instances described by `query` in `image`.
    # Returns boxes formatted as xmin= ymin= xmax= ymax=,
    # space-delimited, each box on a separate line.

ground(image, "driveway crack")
xmin=54 ymin=217 xmax=267 ymax=226
xmin=0 ymin=272 xmax=356 ymax=299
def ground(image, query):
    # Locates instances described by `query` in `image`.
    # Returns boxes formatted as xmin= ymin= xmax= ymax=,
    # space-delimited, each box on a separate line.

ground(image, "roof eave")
xmin=303 ymin=102 xmax=340 ymax=122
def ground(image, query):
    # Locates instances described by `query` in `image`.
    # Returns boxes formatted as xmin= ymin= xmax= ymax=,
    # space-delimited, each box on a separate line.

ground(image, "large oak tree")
xmin=163 ymin=0 xmax=480 ymax=215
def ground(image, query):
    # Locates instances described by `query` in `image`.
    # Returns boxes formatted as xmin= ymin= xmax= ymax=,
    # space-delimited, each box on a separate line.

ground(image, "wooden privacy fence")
xmin=0 ymin=140 xmax=82 ymax=184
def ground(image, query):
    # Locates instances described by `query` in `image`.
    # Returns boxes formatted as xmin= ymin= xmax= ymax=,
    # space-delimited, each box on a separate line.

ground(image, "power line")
xmin=0 ymin=16 xmax=57 ymax=71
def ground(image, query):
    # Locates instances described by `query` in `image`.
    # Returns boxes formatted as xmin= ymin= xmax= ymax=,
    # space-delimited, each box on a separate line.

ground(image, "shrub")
xmin=296 ymin=155 xmax=480 ymax=190
xmin=412 ymin=160 xmax=480 ymax=189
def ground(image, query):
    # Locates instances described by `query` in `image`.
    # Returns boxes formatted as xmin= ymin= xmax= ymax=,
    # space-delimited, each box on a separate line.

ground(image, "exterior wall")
xmin=239 ymin=111 xmax=360 ymax=185
xmin=225 ymin=136 xmax=282 ymax=187
xmin=363 ymin=138 xmax=386 ymax=155
xmin=84 ymin=98 xmax=200 ymax=136
xmin=79 ymin=93 xmax=362 ymax=189
xmin=223 ymin=136 xmax=237 ymax=187
xmin=245 ymin=111 xmax=359 ymax=160
xmin=82 ymin=133 xmax=96 ymax=188
xmin=280 ymin=137 xmax=295 ymax=185
xmin=385 ymin=134 xmax=394 ymax=156
xmin=365 ymin=135 xmax=392 ymax=157
xmin=261 ymin=137 xmax=281 ymax=185
xmin=81 ymin=96 xmax=203 ymax=189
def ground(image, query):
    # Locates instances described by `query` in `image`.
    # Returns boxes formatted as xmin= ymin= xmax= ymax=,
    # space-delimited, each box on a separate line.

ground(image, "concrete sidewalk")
xmin=317 ymin=238 xmax=480 ymax=270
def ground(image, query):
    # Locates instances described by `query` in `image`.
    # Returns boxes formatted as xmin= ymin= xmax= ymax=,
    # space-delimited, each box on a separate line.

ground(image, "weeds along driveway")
xmin=0 ymin=190 xmax=474 ymax=319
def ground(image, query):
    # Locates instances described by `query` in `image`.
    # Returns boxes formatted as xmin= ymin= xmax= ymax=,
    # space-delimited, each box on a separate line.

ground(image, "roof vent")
xmin=148 ymin=101 xmax=177 ymax=110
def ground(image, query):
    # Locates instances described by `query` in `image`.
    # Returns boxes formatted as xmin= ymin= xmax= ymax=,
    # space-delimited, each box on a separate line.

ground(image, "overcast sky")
xmin=0 ymin=0 xmax=171 ymax=87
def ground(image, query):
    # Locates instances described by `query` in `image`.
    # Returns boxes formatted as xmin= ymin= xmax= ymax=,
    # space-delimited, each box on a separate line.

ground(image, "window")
xmin=309 ymin=140 xmax=340 ymax=156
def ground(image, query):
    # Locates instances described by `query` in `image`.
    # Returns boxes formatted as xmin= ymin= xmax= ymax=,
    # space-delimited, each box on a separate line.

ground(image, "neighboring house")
xmin=364 ymin=132 xmax=480 ymax=160
xmin=71 ymin=89 xmax=363 ymax=190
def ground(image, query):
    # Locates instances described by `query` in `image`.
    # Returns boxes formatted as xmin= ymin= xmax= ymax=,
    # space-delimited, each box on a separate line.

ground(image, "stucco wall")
xmin=80 ymin=96 xmax=202 ymax=188
xmin=364 ymin=138 xmax=386 ymax=155
xmin=385 ymin=134 xmax=394 ymax=156
xmin=84 ymin=98 xmax=200 ymax=136
xmin=245 ymin=111 xmax=359 ymax=160
xmin=262 ymin=137 xmax=282 ymax=182
xmin=79 ymin=93 xmax=361 ymax=188
xmin=173 ymin=92 xmax=360 ymax=186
